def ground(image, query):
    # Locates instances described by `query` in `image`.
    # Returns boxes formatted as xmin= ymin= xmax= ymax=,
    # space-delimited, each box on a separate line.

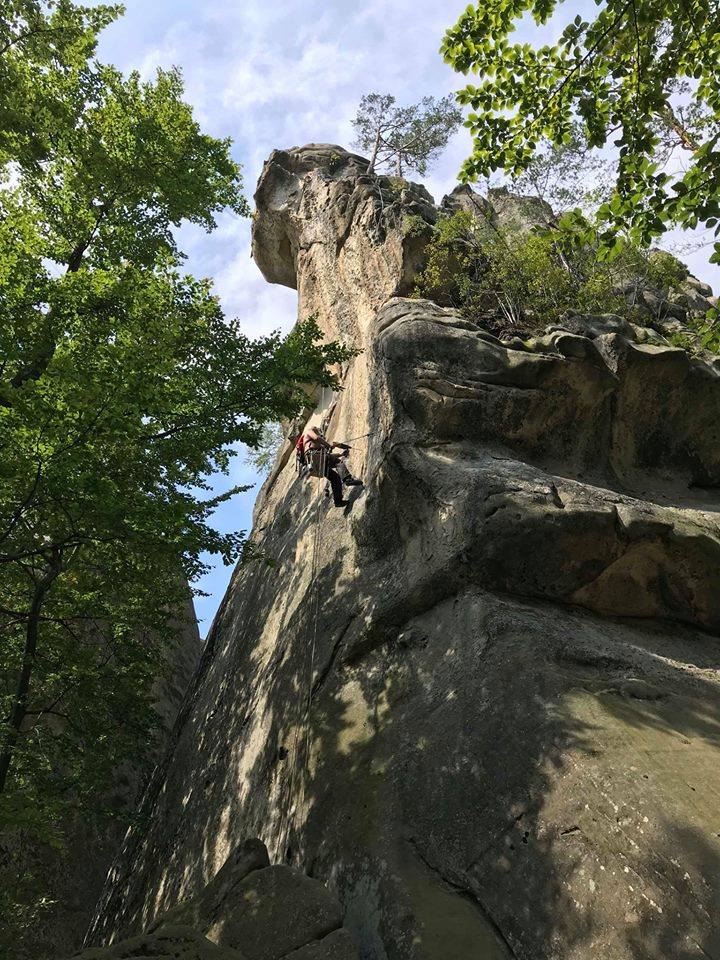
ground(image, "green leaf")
xmin=443 ymin=0 xmax=720 ymax=252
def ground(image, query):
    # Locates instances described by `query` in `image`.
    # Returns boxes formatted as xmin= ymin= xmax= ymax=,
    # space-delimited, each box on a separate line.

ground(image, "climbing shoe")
xmin=343 ymin=476 xmax=363 ymax=486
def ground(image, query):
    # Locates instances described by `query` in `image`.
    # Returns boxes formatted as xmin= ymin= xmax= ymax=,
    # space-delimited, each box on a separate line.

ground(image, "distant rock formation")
xmin=88 ymin=146 xmax=720 ymax=960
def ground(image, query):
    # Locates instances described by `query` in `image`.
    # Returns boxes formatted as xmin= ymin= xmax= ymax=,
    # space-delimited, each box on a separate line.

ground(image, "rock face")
xmin=90 ymin=146 xmax=720 ymax=959
xmin=70 ymin=839 xmax=358 ymax=960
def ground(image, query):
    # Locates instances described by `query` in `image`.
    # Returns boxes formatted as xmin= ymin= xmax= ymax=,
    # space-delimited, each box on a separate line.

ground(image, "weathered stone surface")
xmin=280 ymin=929 xmax=358 ymax=960
xmin=671 ymin=283 xmax=715 ymax=314
xmin=69 ymin=855 xmax=358 ymax=960
xmin=441 ymin=183 xmax=554 ymax=234
xmin=90 ymin=146 xmax=720 ymax=960
xmin=251 ymin=143 xmax=435 ymax=321
xmin=69 ymin=925 xmax=246 ymax=959
xmin=622 ymin=273 xmax=717 ymax=329
xmin=487 ymin=184 xmax=555 ymax=230
xmin=440 ymin=183 xmax=495 ymax=223
xmin=205 ymin=865 xmax=343 ymax=958
xmin=151 ymin=839 xmax=271 ymax=932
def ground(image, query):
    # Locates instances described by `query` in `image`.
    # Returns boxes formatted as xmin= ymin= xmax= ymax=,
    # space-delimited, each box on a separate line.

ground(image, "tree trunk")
xmin=0 ymin=551 xmax=61 ymax=793
xmin=659 ymin=103 xmax=701 ymax=152
xmin=7 ymin=200 xmax=113 ymax=396
xmin=396 ymin=152 xmax=403 ymax=178
xmin=367 ymin=129 xmax=381 ymax=173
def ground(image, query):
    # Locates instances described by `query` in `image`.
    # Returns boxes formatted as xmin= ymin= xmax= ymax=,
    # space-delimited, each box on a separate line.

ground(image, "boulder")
xmin=72 ymin=850 xmax=357 ymax=960
xmin=281 ymin=929 xmax=358 ymax=960
xmin=205 ymin=866 xmax=343 ymax=959
xmin=440 ymin=183 xmax=495 ymax=225
xmin=670 ymin=280 xmax=716 ymax=314
xmin=441 ymin=182 xmax=554 ymax=234
xmin=151 ymin=839 xmax=271 ymax=932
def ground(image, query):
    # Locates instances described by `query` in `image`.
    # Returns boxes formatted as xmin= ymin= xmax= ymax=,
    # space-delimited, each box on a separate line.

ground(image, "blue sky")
xmin=96 ymin=1 xmax=720 ymax=635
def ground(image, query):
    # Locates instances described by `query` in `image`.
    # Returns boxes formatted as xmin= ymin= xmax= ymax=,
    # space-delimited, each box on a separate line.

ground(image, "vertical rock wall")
xmin=89 ymin=146 xmax=720 ymax=960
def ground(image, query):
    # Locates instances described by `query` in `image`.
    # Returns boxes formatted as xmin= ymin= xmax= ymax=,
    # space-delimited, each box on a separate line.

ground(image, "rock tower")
xmin=89 ymin=146 xmax=720 ymax=960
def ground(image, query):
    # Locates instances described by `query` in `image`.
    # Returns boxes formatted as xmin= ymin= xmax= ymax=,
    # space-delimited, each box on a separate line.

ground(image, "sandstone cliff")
xmin=71 ymin=838 xmax=358 ymax=960
xmin=89 ymin=146 xmax=720 ymax=960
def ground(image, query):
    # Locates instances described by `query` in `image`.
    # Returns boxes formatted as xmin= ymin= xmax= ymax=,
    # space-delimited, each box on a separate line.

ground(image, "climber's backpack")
xmin=295 ymin=433 xmax=330 ymax=480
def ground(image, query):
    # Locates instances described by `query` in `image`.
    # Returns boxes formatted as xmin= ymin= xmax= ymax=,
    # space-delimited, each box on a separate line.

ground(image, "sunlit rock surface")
xmin=69 ymin=839 xmax=358 ymax=960
xmin=90 ymin=146 xmax=720 ymax=960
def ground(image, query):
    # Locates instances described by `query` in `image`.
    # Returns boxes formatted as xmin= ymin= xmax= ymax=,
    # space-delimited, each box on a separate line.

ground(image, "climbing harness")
xmin=305 ymin=446 xmax=329 ymax=479
xmin=295 ymin=435 xmax=332 ymax=504
xmin=295 ymin=427 xmax=358 ymax=501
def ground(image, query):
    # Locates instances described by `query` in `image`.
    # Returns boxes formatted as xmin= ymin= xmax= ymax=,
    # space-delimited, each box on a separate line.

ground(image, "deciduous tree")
xmin=0 ymin=3 xmax=352 ymax=926
xmin=442 ymin=0 xmax=720 ymax=265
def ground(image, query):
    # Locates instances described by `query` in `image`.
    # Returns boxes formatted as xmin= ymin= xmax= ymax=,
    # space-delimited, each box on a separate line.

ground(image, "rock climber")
xmin=296 ymin=424 xmax=362 ymax=507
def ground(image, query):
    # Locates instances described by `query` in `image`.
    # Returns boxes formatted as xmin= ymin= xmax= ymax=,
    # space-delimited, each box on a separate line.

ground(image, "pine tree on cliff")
xmin=352 ymin=92 xmax=463 ymax=178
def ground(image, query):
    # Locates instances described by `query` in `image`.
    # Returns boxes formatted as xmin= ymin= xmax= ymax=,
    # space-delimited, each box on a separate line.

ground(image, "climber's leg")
xmin=328 ymin=469 xmax=346 ymax=507
xmin=334 ymin=457 xmax=363 ymax=488
xmin=323 ymin=459 xmax=346 ymax=506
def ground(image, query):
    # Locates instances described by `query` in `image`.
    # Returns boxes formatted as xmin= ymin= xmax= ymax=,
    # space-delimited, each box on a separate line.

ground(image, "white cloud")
xmin=222 ymin=38 xmax=361 ymax=112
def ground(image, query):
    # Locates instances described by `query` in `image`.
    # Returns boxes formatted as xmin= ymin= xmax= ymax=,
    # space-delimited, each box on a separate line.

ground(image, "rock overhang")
xmin=251 ymin=144 xmax=373 ymax=289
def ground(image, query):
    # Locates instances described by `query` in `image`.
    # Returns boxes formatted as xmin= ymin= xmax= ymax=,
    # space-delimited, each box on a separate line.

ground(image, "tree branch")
xmin=0 ymin=24 xmax=75 ymax=58
xmin=7 ymin=199 xmax=116 ymax=394
xmin=659 ymin=101 xmax=701 ymax=152
xmin=0 ymin=547 xmax=63 ymax=793
xmin=0 ymin=461 xmax=43 ymax=549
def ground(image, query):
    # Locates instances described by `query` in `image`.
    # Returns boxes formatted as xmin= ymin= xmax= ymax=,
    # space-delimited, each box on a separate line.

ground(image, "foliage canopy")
xmin=442 ymin=0 xmax=720 ymax=265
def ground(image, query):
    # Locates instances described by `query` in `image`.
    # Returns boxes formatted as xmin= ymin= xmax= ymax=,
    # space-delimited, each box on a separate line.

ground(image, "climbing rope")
xmin=285 ymin=480 xmax=324 ymax=862
xmin=299 ymin=491 xmax=323 ymax=810
xmin=285 ymin=427 xmax=368 ymax=859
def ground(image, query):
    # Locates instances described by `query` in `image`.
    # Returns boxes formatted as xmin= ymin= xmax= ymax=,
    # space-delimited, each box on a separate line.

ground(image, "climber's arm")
xmin=306 ymin=426 xmax=331 ymax=449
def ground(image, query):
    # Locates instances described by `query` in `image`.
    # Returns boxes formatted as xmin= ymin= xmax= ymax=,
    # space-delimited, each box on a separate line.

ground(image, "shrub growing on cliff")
xmin=412 ymin=211 xmax=686 ymax=337
xmin=0 ymin=1 xmax=352 ymax=939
